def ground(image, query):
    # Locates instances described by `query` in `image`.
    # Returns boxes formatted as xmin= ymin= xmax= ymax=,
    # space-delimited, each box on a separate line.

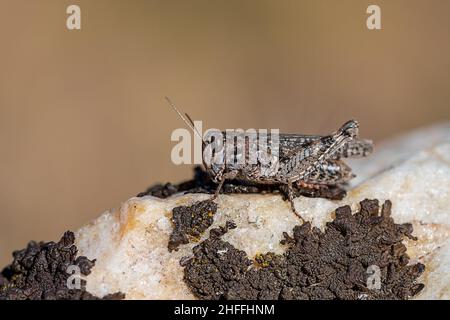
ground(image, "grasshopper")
xmin=166 ymin=97 xmax=373 ymax=222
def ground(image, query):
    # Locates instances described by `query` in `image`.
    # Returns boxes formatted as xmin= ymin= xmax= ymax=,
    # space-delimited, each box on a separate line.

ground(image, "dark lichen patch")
xmin=183 ymin=199 xmax=425 ymax=300
xmin=0 ymin=231 xmax=124 ymax=300
xmin=138 ymin=166 xmax=346 ymax=201
xmin=168 ymin=200 xmax=218 ymax=252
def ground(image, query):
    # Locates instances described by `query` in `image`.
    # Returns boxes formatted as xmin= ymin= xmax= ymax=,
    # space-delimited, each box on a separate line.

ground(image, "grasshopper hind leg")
xmin=286 ymin=181 xmax=306 ymax=223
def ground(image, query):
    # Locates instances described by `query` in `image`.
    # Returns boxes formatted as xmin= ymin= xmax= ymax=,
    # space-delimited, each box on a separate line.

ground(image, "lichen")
xmin=182 ymin=199 xmax=425 ymax=300
xmin=0 ymin=231 xmax=124 ymax=300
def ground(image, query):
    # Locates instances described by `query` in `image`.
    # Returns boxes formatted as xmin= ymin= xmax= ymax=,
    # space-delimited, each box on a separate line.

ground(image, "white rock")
xmin=75 ymin=125 xmax=450 ymax=300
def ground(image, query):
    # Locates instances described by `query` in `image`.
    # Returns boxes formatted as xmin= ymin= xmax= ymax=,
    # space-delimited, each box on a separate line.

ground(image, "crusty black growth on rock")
xmin=183 ymin=199 xmax=425 ymax=300
xmin=138 ymin=166 xmax=346 ymax=201
xmin=0 ymin=231 xmax=124 ymax=300
xmin=168 ymin=200 xmax=218 ymax=252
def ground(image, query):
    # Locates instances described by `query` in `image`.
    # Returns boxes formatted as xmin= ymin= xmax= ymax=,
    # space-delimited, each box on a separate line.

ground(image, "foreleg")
xmin=211 ymin=171 xmax=238 ymax=200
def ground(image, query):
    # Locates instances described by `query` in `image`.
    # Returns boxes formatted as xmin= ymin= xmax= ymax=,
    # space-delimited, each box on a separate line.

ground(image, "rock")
xmin=75 ymin=124 xmax=450 ymax=300
xmin=347 ymin=122 xmax=450 ymax=186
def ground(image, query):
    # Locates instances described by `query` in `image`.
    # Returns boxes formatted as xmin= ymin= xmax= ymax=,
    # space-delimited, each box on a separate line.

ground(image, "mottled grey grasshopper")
xmin=166 ymin=97 xmax=373 ymax=222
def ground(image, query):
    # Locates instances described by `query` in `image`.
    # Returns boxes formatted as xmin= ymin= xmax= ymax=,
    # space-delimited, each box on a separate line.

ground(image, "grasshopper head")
xmin=339 ymin=120 xmax=359 ymax=138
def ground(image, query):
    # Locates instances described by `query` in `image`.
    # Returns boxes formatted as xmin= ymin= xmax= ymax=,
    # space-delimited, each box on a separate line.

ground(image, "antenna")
xmin=165 ymin=96 xmax=204 ymax=141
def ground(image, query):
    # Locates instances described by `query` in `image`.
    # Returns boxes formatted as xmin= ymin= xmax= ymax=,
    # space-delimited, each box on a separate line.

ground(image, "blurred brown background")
xmin=0 ymin=0 xmax=449 ymax=266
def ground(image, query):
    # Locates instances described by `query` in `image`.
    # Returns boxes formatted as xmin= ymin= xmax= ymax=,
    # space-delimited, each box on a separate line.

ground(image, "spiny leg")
xmin=287 ymin=181 xmax=305 ymax=223
xmin=277 ymin=126 xmax=356 ymax=222
xmin=276 ymin=120 xmax=359 ymax=184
